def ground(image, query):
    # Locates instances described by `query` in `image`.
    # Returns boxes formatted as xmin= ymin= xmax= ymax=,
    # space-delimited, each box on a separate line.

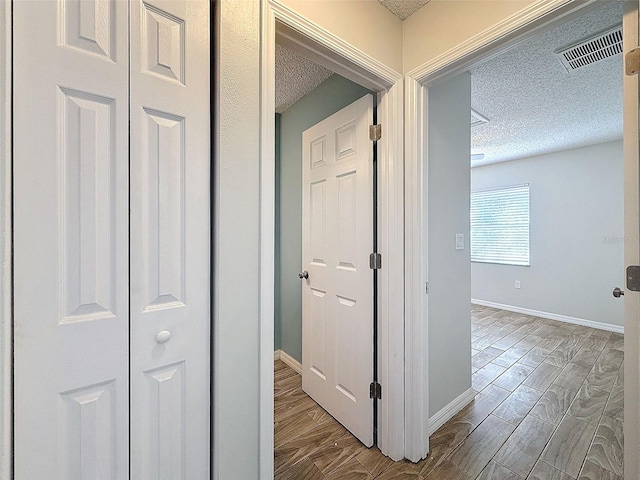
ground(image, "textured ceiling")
xmin=276 ymin=1 xmax=623 ymax=165
xmin=471 ymin=0 xmax=623 ymax=167
xmin=378 ymin=0 xmax=430 ymax=20
xmin=275 ymin=0 xmax=429 ymax=112
xmin=275 ymin=43 xmax=333 ymax=114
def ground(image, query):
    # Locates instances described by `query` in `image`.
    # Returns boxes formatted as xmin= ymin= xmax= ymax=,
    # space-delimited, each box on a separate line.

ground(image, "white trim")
xmin=405 ymin=0 xmax=599 ymax=464
xmin=622 ymin=3 xmax=640 ymax=479
xmin=428 ymin=389 xmax=476 ymax=436
xmin=408 ymin=0 xmax=598 ymax=85
xmin=274 ymin=350 xmax=281 ymax=361
xmin=0 ymin=1 xmax=11 ymax=477
xmin=277 ymin=350 xmax=303 ymax=374
xmin=259 ymin=2 xmax=276 ymax=477
xmin=260 ymin=0 xmax=405 ymax=471
xmin=471 ymin=299 xmax=624 ymax=334
xmin=403 ymin=74 xmax=429 ymax=462
xmin=270 ymin=2 xmax=400 ymax=89
xmin=375 ymin=84 xmax=405 ymax=461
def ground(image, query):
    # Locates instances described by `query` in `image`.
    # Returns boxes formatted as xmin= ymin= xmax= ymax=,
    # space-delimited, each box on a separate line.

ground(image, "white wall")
xmin=278 ymin=0 xmax=403 ymax=73
xmin=214 ymin=2 xmax=261 ymax=477
xmin=428 ymin=72 xmax=472 ymax=416
xmin=472 ymin=141 xmax=625 ymax=328
xmin=403 ymin=0 xmax=538 ymax=72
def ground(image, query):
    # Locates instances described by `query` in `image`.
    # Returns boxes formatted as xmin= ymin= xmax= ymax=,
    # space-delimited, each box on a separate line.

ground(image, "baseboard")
xmin=429 ymin=388 xmax=476 ymax=436
xmin=275 ymin=349 xmax=303 ymax=374
xmin=471 ymin=299 xmax=624 ymax=334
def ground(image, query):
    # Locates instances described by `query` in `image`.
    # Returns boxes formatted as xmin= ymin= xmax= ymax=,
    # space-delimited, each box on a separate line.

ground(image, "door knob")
xmin=298 ymin=270 xmax=309 ymax=280
xmin=156 ymin=330 xmax=171 ymax=344
xmin=613 ymin=287 xmax=624 ymax=298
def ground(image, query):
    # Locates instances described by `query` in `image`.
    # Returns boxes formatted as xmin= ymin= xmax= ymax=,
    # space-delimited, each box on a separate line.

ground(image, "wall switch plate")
xmin=455 ymin=233 xmax=464 ymax=250
xmin=515 ymin=280 xmax=521 ymax=289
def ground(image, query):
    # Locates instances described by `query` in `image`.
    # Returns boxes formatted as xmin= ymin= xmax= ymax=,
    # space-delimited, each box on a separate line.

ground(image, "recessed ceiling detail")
xmin=556 ymin=25 xmax=622 ymax=71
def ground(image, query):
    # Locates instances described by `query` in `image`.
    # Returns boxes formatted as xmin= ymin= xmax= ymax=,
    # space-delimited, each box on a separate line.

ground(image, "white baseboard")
xmin=471 ymin=299 xmax=624 ymax=334
xmin=429 ymin=388 xmax=476 ymax=436
xmin=274 ymin=349 xmax=303 ymax=374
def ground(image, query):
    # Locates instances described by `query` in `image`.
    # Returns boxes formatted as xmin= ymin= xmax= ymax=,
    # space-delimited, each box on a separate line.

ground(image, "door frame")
xmin=404 ymin=0 xmax=610 ymax=462
xmin=259 ymin=0 xmax=405 ymax=474
xmin=0 ymin=0 xmax=11 ymax=477
xmin=623 ymin=2 xmax=640 ymax=478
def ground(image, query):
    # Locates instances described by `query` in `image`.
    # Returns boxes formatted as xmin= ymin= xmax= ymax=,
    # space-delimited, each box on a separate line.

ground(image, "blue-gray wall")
xmin=275 ymin=74 xmax=372 ymax=362
xmin=275 ymin=113 xmax=282 ymax=350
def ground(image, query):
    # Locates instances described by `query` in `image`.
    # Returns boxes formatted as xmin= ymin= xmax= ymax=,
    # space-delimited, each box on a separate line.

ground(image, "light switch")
xmin=455 ymin=233 xmax=464 ymax=250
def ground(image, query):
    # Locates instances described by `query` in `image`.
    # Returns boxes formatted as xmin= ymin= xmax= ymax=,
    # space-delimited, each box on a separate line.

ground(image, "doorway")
xmin=274 ymin=40 xmax=378 ymax=470
xmin=260 ymin=8 xmax=406 ymax=472
xmin=410 ymin=0 xmax=631 ymax=475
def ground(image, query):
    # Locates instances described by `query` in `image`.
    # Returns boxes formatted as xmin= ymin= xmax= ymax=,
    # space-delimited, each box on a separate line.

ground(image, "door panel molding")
xmin=301 ymin=94 xmax=374 ymax=447
xmin=13 ymin=0 xmax=130 ymax=476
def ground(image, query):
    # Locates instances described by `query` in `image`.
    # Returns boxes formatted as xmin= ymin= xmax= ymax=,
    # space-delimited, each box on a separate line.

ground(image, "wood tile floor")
xmin=274 ymin=305 xmax=624 ymax=479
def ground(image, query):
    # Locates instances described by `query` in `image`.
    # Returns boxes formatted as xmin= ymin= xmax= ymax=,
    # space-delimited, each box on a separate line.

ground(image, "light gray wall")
xmin=428 ymin=72 xmax=472 ymax=417
xmin=214 ymin=2 xmax=260 ymax=477
xmin=277 ymin=74 xmax=372 ymax=362
xmin=471 ymin=141 xmax=624 ymax=327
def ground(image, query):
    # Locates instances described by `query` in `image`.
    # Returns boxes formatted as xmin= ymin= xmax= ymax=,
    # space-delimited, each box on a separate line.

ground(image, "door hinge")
xmin=425 ymin=282 xmax=429 ymax=294
xmin=370 ymin=381 xmax=382 ymax=400
xmin=369 ymin=124 xmax=381 ymax=142
xmin=369 ymin=252 xmax=382 ymax=270
xmin=626 ymin=48 xmax=640 ymax=76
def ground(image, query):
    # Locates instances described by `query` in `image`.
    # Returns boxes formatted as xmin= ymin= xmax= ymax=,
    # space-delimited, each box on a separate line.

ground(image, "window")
xmin=470 ymin=184 xmax=530 ymax=266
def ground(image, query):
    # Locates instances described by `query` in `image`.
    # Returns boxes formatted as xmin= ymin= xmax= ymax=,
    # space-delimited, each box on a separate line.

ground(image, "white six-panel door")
xmin=13 ymin=1 xmax=210 ymax=478
xmin=129 ymin=0 xmax=210 ymax=477
xmin=301 ymin=94 xmax=374 ymax=447
xmin=14 ymin=1 xmax=130 ymax=477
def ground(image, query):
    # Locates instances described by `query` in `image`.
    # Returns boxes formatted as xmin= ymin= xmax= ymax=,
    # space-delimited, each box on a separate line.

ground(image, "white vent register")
xmin=556 ymin=25 xmax=622 ymax=71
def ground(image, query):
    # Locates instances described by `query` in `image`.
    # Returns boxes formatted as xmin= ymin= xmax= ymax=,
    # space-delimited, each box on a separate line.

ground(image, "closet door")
xmin=13 ymin=1 xmax=130 ymax=478
xmin=129 ymin=0 xmax=211 ymax=477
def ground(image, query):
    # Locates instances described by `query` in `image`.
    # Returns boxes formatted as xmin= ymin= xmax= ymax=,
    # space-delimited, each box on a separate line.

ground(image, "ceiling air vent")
xmin=556 ymin=25 xmax=622 ymax=71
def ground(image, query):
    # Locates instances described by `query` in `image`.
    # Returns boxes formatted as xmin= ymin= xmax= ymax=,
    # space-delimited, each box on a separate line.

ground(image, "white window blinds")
xmin=470 ymin=184 xmax=530 ymax=266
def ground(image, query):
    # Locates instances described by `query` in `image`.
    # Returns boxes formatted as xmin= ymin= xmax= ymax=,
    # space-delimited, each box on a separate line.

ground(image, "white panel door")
xmin=13 ymin=1 xmax=130 ymax=478
xmin=302 ymin=94 xmax=374 ymax=446
xmin=129 ymin=0 xmax=211 ymax=478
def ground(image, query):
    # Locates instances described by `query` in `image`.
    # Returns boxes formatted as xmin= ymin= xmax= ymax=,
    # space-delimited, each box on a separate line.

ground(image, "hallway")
xmin=275 ymin=306 xmax=624 ymax=479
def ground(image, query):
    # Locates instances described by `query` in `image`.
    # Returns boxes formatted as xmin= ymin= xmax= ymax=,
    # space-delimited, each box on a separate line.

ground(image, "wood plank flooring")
xmin=274 ymin=305 xmax=624 ymax=479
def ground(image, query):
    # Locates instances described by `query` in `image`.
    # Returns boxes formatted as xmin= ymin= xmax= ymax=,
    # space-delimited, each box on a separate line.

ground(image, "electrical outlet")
xmin=455 ymin=233 xmax=464 ymax=250
xmin=515 ymin=280 xmax=521 ymax=289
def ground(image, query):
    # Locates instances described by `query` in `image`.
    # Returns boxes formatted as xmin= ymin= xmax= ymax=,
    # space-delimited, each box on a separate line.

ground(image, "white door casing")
xmin=623 ymin=2 xmax=640 ymax=478
xmin=13 ymin=1 xmax=130 ymax=477
xmin=129 ymin=0 xmax=210 ymax=477
xmin=301 ymin=94 xmax=374 ymax=447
